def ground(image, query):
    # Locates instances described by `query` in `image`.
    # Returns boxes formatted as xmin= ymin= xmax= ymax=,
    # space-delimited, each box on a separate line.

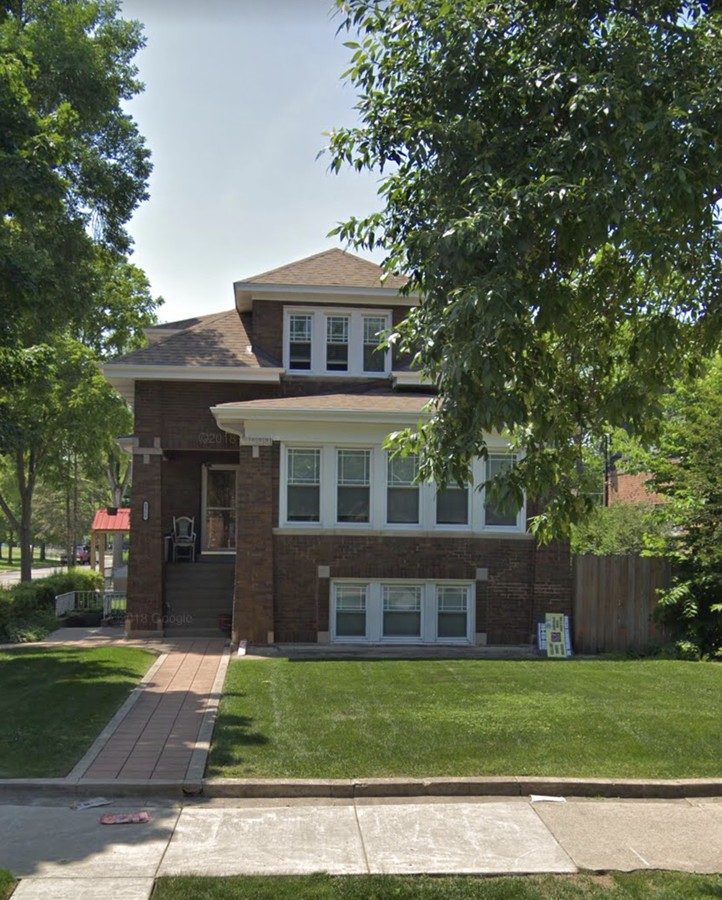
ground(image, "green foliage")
xmin=0 ymin=568 xmax=103 ymax=642
xmin=619 ymin=357 xmax=722 ymax=656
xmin=570 ymin=503 xmax=657 ymax=555
xmin=0 ymin=0 xmax=151 ymax=363
xmin=330 ymin=1 xmax=722 ymax=539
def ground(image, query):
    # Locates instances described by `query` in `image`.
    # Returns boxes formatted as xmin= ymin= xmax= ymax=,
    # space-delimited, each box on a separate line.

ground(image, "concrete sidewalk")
xmin=2 ymin=795 xmax=721 ymax=899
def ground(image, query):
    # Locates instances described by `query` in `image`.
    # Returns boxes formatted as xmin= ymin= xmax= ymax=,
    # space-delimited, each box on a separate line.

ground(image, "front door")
xmin=202 ymin=465 xmax=237 ymax=552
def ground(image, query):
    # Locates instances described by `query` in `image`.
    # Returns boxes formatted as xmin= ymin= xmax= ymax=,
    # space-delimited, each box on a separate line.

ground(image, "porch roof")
xmin=214 ymin=391 xmax=436 ymax=416
xmin=91 ymin=507 xmax=130 ymax=533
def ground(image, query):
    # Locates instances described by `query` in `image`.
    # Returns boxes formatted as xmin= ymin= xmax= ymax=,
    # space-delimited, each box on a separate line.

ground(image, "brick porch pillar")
xmin=126 ymin=449 xmax=164 ymax=636
xmin=234 ymin=443 xmax=275 ymax=644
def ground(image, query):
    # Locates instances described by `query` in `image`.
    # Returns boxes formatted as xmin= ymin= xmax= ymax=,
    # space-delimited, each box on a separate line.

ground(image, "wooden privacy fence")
xmin=572 ymin=555 xmax=671 ymax=653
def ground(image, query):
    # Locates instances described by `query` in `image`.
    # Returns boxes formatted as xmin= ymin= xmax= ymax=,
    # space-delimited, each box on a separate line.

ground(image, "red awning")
xmin=91 ymin=507 xmax=131 ymax=532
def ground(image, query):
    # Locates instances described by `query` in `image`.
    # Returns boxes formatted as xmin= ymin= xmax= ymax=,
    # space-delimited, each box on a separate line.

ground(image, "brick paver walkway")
xmin=78 ymin=638 xmax=228 ymax=783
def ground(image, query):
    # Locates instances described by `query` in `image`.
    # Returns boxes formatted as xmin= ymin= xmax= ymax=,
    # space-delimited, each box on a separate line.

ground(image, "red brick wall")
xmin=234 ymin=444 xmax=276 ymax=644
xmin=127 ymin=454 xmax=164 ymax=635
xmin=127 ymin=381 xmax=572 ymax=645
xmin=609 ymin=472 xmax=662 ymax=505
xmin=265 ymin=533 xmax=570 ymax=644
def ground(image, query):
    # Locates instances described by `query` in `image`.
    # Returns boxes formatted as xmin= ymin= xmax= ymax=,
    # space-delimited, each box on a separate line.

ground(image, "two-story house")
xmin=104 ymin=249 xmax=571 ymax=647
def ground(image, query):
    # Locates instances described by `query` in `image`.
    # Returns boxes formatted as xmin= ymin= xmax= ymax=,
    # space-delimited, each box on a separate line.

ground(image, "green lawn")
xmin=0 ymin=870 xmax=14 ymax=900
xmin=209 ymin=658 xmax=722 ymax=779
xmin=0 ymin=645 xmax=155 ymax=777
xmin=153 ymin=872 xmax=722 ymax=900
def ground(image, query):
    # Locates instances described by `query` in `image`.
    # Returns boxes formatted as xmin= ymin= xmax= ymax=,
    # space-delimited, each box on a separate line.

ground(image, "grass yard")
xmin=0 ymin=645 xmax=155 ymax=777
xmin=0 ymin=870 xmax=14 ymax=900
xmin=153 ymin=872 xmax=722 ymax=899
xmin=209 ymin=658 xmax=722 ymax=779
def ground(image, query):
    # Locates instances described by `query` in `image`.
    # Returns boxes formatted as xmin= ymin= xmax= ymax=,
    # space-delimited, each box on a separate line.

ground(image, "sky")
xmin=119 ymin=0 xmax=385 ymax=324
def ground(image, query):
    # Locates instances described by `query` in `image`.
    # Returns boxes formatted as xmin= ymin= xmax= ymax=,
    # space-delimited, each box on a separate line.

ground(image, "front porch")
xmin=164 ymin=556 xmax=234 ymax=637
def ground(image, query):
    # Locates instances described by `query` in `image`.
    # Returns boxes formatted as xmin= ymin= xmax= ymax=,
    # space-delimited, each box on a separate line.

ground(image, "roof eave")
xmin=234 ymin=282 xmax=417 ymax=312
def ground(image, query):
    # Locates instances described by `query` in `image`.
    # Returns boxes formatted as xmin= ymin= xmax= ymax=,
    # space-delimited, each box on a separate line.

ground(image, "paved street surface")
xmin=1 ymin=795 xmax=721 ymax=899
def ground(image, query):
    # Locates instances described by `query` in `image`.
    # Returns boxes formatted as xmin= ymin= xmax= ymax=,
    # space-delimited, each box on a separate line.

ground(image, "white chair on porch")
xmin=172 ymin=516 xmax=196 ymax=562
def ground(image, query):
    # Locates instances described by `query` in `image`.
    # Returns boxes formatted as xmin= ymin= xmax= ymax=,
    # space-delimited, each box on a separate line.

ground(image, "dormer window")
xmin=284 ymin=308 xmax=391 ymax=376
xmin=288 ymin=314 xmax=312 ymax=370
xmin=326 ymin=316 xmax=349 ymax=371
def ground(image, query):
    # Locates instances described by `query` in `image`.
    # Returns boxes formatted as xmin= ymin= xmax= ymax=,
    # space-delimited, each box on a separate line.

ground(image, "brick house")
xmin=104 ymin=249 xmax=571 ymax=647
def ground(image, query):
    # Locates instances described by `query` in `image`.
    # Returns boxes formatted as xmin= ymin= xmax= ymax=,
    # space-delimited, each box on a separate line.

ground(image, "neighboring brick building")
xmin=104 ymin=249 xmax=571 ymax=648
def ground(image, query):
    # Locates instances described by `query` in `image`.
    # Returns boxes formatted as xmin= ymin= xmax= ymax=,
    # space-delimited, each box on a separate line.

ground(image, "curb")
xmin=1 ymin=776 xmax=721 ymax=802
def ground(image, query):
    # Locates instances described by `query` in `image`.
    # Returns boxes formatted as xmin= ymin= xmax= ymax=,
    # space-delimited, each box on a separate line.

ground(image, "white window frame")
xmin=335 ymin=447 xmax=372 ymax=526
xmin=283 ymin=307 xmax=392 ymax=377
xmin=330 ymin=579 xmax=475 ymax=644
xmin=480 ymin=453 xmax=526 ymax=531
xmin=280 ymin=444 xmax=526 ymax=533
xmin=283 ymin=446 xmax=322 ymax=526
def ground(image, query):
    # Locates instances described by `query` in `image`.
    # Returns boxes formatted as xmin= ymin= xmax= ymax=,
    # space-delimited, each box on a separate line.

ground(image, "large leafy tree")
xmin=0 ymin=0 xmax=157 ymax=579
xmin=615 ymin=358 xmax=722 ymax=655
xmin=0 ymin=0 xmax=151 ymax=377
xmin=329 ymin=1 xmax=722 ymax=538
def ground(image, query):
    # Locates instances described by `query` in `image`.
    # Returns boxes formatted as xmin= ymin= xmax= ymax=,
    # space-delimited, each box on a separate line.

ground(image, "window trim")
xmin=330 ymin=579 xmax=475 ymax=644
xmin=283 ymin=307 xmax=392 ymax=377
xmin=280 ymin=444 xmax=526 ymax=533
xmin=335 ymin=447 xmax=372 ymax=526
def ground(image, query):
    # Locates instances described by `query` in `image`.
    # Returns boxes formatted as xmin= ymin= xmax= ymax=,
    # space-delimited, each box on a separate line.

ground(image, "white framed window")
xmin=280 ymin=444 xmax=525 ymax=533
xmin=283 ymin=308 xmax=391 ymax=376
xmin=387 ymin=453 xmax=420 ymax=525
xmin=336 ymin=449 xmax=371 ymax=523
xmin=436 ymin=585 xmax=470 ymax=640
xmin=333 ymin=583 xmax=368 ymax=640
xmin=288 ymin=314 xmax=312 ymax=370
xmin=326 ymin=316 xmax=349 ymax=372
xmin=286 ymin=447 xmax=321 ymax=522
xmin=435 ymin=482 xmax=469 ymax=527
xmin=484 ymin=453 xmax=522 ymax=528
xmin=383 ymin=583 xmax=422 ymax=639
xmin=330 ymin=580 xmax=474 ymax=644
xmin=363 ymin=315 xmax=387 ymax=373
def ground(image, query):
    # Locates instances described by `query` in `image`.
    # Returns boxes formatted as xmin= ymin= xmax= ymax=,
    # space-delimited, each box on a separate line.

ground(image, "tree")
xmin=0 ymin=334 xmax=139 ymax=581
xmin=329 ymin=1 xmax=722 ymax=539
xmin=618 ymin=358 xmax=722 ymax=655
xmin=0 ymin=0 xmax=151 ymax=382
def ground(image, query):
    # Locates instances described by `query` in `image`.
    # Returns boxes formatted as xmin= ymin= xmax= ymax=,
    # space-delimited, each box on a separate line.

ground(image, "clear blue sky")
xmin=120 ymin=0 xmax=384 ymax=324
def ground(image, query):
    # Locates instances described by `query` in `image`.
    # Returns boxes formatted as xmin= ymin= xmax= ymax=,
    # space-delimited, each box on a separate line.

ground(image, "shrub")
xmin=0 ymin=570 xmax=104 ymax=643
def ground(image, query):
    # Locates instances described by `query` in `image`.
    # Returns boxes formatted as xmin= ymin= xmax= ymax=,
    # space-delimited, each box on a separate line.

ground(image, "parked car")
xmin=60 ymin=545 xmax=90 ymax=565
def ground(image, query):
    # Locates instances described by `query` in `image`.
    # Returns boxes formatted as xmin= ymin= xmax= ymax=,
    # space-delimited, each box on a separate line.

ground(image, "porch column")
xmin=126 ymin=450 xmax=164 ymax=636
xmin=234 ymin=443 xmax=275 ymax=645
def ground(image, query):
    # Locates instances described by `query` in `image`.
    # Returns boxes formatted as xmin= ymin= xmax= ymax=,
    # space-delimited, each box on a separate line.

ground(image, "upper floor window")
xmin=284 ymin=308 xmax=391 ymax=376
xmin=288 ymin=315 xmax=312 ymax=370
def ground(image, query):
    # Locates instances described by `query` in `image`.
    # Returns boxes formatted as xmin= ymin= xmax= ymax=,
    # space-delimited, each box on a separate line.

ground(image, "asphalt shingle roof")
xmin=112 ymin=310 xmax=278 ymax=368
xmin=215 ymin=391 xmax=434 ymax=414
xmin=242 ymin=248 xmax=408 ymax=291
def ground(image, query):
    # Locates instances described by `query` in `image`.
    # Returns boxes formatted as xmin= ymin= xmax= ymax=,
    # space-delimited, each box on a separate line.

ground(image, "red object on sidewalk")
xmin=99 ymin=812 xmax=152 ymax=825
